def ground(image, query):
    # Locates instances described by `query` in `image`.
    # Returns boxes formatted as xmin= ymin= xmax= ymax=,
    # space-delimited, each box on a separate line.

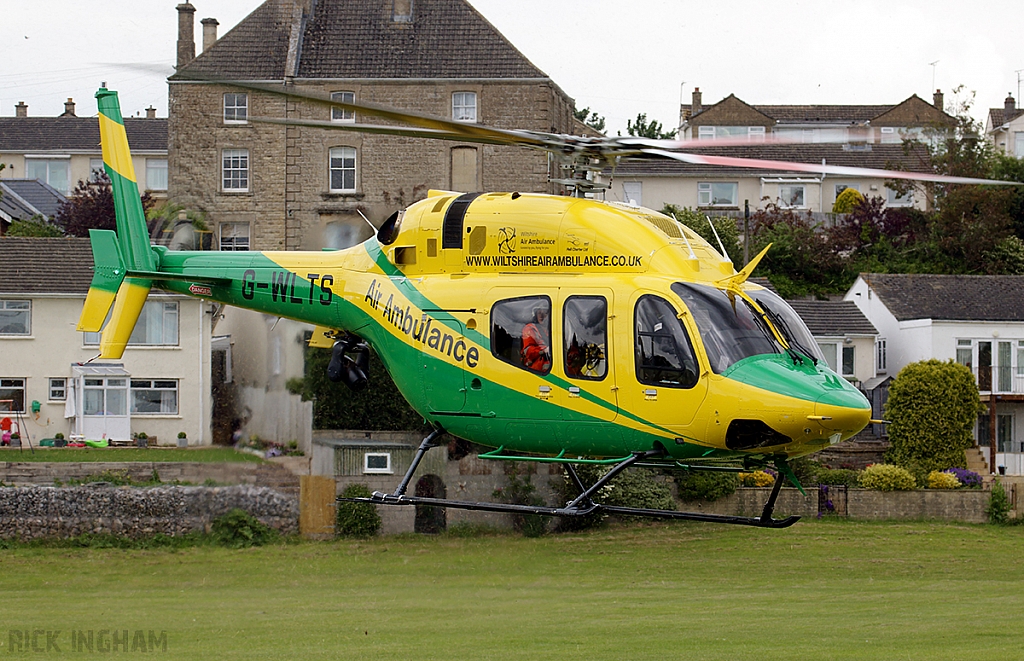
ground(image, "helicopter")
xmin=80 ymin=84 xmax=1020 ymax=528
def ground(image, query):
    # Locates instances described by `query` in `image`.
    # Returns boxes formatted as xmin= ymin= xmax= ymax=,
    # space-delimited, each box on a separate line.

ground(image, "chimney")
xmin=933 ymin=89 xmax=944 ymax=112
xmin=201 ymin=17 xmax=219 ymax=53
xmin=1006 ymin=94 xmax=1016 ymax=114
xmin=176 ymin=2 xmax=196 ymax=68
xmin=146 ymin=106 xmax=157 ymax=119
xmin=61 ymin=98 xmax=76 ymax=117
xmin=15 ymin=102 xmax=27 ymax=118
xmin=692 ymin=88 xmax=702 ymax=116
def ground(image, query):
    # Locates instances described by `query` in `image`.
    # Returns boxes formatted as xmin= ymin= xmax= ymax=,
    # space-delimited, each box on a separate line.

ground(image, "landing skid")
xmin=338 ymin=430 xmax=800 ymax=530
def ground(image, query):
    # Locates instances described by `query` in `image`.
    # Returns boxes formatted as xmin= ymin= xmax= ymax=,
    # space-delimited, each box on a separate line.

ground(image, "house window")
xmin=222 ymin=149 xmax=249 ymax=191
xmin=698 ymin=182 xmax=738 ymax=207
xmin=83 ymin=378 xmax=127 ymax=416
xmin=622 ymin=182 xmax=642 ymax=206
xmin=835 ymin=183 xmax=859 ymax=198
xmin=956 ymin=339 xmax=973 ymax=370
xmin=89 ymin=158 xmax=106 ymax=182
xmin=25 ymin=158 xmax=70 ymax=194
xmin=84 ymin=301 xmax=178 ymax=346
xmin=450 ymin=146 xmax=479 ymax=192
xmin=146 ymin=158 xmax=168 ymax=191
xmin=220 ymin=222 xmax=250 ymax=251
xmin=879 ymin=127 xmax=901 ymax=144
xmin=452 ymin=92 xmax=477 ymax=122
xmin=0 ymin=300 xmax=31 ymax=335
xmin=491 ymin=296 xmax=551 ymax=374
xmin=0 ymin=379 xmax=26 ymax=413
xmin=329 ymin=147 xmax=357 ymax=191
xmin=886 ymin=187 xmax=913 ymax=207
xmin=842 ymin=345 xmax=855 ymax=377
xmin=748 ymin=126 xmax=766 ymax=141
xmin=130 ymin=379 xmax=178 ymax=415
xmin=1015 ymin=132 xmax=1024 ymax=159
xmin=698 ymin=126 xmax=714 ymax=140
xmin=223 ymin=93 xmax=247 ymax=123
xmin=48 ymin=378 xmax=67 ymax=401
xmin=364 ymin=452 xmax=392 ymax=474
xmin=876 ymin=338 xmax=887 ymax=373
xmin=779 ymin=184 xmax=805 ymax=208
xmin=331 ymin=91 xmax=355 ymax=123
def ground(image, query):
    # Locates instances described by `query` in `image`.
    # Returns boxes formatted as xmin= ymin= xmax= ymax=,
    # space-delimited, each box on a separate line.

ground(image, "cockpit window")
xmin=671 ymin=282 xmax=780 ymax=374
xmin=747 ymin=288 xmax=825 ymax=364
xmin=634 ymin=296 xmax=699 ymax=388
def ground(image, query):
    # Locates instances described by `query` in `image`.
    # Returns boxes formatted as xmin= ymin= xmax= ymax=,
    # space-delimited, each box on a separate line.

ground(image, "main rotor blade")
xmin=216 ymin=79 xmax=552 ymax=148
xmin=641 ymin=148 xmax=1024 ymax=186
xmin=248 ymin=116 xmax=519 ymax=145
xmin=620 ymin=134 xmax=810 ymax=150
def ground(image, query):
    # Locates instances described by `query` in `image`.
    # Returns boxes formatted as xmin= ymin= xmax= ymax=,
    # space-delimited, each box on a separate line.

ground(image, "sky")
xmin=1 ymin=0 xmax=1021 ymax=135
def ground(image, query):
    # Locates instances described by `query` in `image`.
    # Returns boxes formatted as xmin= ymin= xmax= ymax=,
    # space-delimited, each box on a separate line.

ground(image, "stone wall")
xmin=0 ymin=485 xmax=298 ymax=540
xmin=0 ymin=461 xmax=265 ymax=487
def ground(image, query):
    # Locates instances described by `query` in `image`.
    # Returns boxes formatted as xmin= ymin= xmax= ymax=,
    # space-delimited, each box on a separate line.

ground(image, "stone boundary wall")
xmin=0 ymin=462 xmax=263 ymax=487
xmin=0 ymin=485 xmax=299 ymax=540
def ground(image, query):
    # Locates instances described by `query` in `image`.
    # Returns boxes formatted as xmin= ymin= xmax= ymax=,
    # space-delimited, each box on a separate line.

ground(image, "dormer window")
xmin=453 ymin=92 xmax=477 ymax=123
xmin=393 ymin=0 xmax=413 ymax=22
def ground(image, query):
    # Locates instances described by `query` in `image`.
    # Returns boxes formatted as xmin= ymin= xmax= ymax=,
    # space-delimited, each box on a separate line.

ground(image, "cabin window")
xmin=0 ymin=379 xmax=27 ymax=413
xmin=84 ymin=301 xmax=179 ymax=346
xmin=452 ymin=92 xmax=477 ymax=122
xmin=223 ymin=93 xmax=247 ymax=123
xmin=329 ymin=147 xmax=357 ymax=192
xmin=0 ymin=300 xmax=31 ymax=335
xmin=130 ymin=379 xmax=179 ymax=415
xmin=491 ymin=296 xmax=551 ymax=375
xmin=330 ymin=91 xmax=355 ymax=123
xmin=222 ymin=149 xmax=249 ymax=191
xmin=671 ymin=283 xmax=780 ymax=374
xmin=564 ymin=296 xmax=607 ymax=380
xmin=747 ymin=288 xmax=824 ymax=363
xmin=634 ymin=296 xmax=699 ymax=388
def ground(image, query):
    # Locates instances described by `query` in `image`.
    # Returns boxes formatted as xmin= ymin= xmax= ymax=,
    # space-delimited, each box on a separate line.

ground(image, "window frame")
xmin=0 ymin=299 xmax=31 ymax=336
xmin=221 ymin=148 xmax=250 ymax=192
xmin=83 ymin=300 xmax=179 ymax=347
xmin=223 ymin=93 xmax=248 ymax=124
xmin=219 ymin=222 xmax=251 ymax=251
xmin=697 ymin=182 xmax=739 ymax=207
xmin=452 ymin=92 xmax=477 ymax=123
xmin=329 ymin=146 xmax=358 ymax=192
xmin=146 ymin=158 xmax=168 ymax=191
xmin=83 ymin=377 xmax=128 ymax=417
xmin=778 ymin=183 xmax=806 ymax=208
xmin=876 ymin=337 xmax=887 ymax=374
xmin=130 ymin=379 xmax=179 ymax=415
xmin=25 ymin=157 xmax=70 ymax=194
xmin=563 ymin=295 xmax=608 ymax=382
xmin=886 ymin=186 xmax=913 ymax=207
xmin=48 ymin=378 xmax=67 ymax=402
xmin=330 ymin=91 xmax=356 ymax=123
xmin=634 ymin=294 xmax=700 ymax=389
xmin=0 ymin=378 xmax=27 ymax=414
xmin=363 ymin=452 xmax=393 ymax=474
xmin=490 ymin=295 xmax=552 ymax=375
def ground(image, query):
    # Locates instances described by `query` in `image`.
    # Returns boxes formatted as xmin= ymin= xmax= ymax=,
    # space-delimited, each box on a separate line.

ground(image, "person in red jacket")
xmin=520 ymin=305 xmax=551 ymax=372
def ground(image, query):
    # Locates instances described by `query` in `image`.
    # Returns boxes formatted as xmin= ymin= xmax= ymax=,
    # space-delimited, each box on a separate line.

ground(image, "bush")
xmin=927 ymin=470 xmax=961 ymax=489
xmin=739 ymin=470 xmax=775 ymax=487
xmin=553 ymin=464 xmax=676 ymax=531
xmin=493 ymin=468 xmax=547 ymax=537
xmin=336 ymin=484 xmax=382 ymax=537
xmin=987 ymin=480 xmax=1011 ymax=524
xmin=675 ymin=470 xmax=739 ymax=502
xmin=945 ymin=467 xmax=982 ymax=489
xmin=210 ymin=509 xmax=279 ymax=548
xmin=884 ymin=360 xmax=981 ymax=474
xmin=832 ymin=187 xmax=865 ymax=214
xmin=859 ymin=464 xmax=916 ymax=491
xmin=814 ymin=468 xmax=862 ymax=487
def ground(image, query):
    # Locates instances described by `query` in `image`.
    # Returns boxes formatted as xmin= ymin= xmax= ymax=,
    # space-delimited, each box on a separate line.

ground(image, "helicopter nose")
xmin=813 ymin=385 xmax=871 ymax=438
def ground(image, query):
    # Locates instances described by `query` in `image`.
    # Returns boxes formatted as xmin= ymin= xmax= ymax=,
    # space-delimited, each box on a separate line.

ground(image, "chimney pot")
xmin=1006 ymin=94 xmax=1016 ymax=114
xmin=176 ymin=2 xmax=196 ymax=69
xmin=201 ymin=17 xmax=219 ymax=53
xmin=15 ymin=102 xmax=27 ymax=118
xmin=933 ymin=89 xmax=944 ymax=111
xmin=692 ymin=87 xmax=702 ymax=116
xmin=61 ymin=98 xmax=76 ymax=117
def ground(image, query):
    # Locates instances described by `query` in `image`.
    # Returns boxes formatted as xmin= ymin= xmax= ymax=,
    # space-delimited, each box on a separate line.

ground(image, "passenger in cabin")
xmin=520 ymin=305 xmax=551 ymax=372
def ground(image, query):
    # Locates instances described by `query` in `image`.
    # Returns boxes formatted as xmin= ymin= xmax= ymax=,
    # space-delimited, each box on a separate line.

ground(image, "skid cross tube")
xmin=561 ymin=449 xmax=665 ymax=512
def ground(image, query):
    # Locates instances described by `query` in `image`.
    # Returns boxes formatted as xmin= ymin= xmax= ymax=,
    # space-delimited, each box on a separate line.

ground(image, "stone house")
xmin=985 ymin=93 xmax=1024 ymax=158
xmin=846 ymin=273 xmax=1024 ymax=475
xmin=609 ymin=89 xmax=954 ymax=214
xmin=0 ymin=237 xmax=212 ymax=444
xmin=0 ymin=99 xmax=167 ymax=199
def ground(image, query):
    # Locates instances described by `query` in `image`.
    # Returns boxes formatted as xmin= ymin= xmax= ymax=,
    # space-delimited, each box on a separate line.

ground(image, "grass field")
xmin=2 ymin=520 xmax=1022 ymax=660
xmin=0 ymin=447 xmax=263 ymax=463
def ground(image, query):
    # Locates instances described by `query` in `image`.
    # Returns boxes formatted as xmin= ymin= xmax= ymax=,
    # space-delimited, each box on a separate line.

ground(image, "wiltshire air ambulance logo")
xmin=497 ymin=227 xmax=517 ymax=254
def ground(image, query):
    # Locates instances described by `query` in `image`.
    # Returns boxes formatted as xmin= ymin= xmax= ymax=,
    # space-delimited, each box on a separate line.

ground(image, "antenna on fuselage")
xmin=671 ymin=214 xmax=698 ymax=261
xmin=706 ymin=215 xmax=732 ymax=264
xmin=356 ymin=209 xmax=377 ymax=232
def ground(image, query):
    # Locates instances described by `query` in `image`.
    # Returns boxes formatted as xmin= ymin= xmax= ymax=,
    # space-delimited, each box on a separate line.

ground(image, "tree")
xmin=884 ymin=359 xmax=982 ymax=479
xmin=623 ymin=113 xmax=677 ymax=140
xmin=572 ymin=106 xmax=606 ymax=133
xmin=5 ymin=216 xmax=64 ymax=237
xmin=55 ymin=171 xmax=153 ymax=238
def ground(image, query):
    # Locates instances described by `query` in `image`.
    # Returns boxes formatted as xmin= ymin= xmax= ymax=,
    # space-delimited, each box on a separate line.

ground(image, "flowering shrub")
xmin=815 ymin=468 xmax=862 ymax=486
xmin=739 ymin=470 xmax=775 ymax=487
xmin=859 ymin=464 xmax=916 ymax=491
xmin=927 ymin=470 xmax=961 ymax=489
xmin=945 ymin=467 xmax=982 ymax=489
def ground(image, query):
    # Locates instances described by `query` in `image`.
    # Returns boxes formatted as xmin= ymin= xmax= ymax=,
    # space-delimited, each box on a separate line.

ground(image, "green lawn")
xmin=2 ymin=520 xmax=1022 ymax=660
xmin=0 ymin=447 xmax=263 ymax=463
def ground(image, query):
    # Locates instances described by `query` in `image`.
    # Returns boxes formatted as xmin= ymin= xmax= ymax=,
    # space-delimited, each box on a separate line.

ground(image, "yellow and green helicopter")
xmin=79 ymin=85 xmax=1018 ymax=528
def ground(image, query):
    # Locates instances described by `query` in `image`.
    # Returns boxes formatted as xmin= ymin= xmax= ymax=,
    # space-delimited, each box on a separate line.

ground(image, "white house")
xmin=985 ymin=94 xmax=1024 ymax=158
xmin=0 ymin=237 xmax=212 ymax=444
xmin=846 ymin=273 xmax=1024 ymax=474
xmin=786 ymin=299 xmax=878 ymax=386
